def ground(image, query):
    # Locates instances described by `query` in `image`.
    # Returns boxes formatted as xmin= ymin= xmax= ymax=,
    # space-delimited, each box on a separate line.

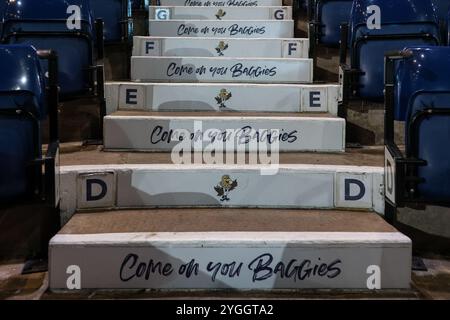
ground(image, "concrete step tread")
xmin=58 ymin=146 xmax=384 ymax=167
xmin=60 ymin=208 xmax=396 ymax=235
xmin=108 ymin=110 xmax=339 ymax=118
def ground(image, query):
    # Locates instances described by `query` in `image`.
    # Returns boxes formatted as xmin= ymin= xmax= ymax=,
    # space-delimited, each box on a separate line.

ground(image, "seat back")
xmin=131 ymin=0 xmax=149 ymax=10
xmin=1 ymin=0 xmax=96 ymax=98
xmin=430 ymin=0 xmax=450 ymax=43
xmin=394 ymin=47 xmax=450 ymax=201
xmin=432 ymin=0 xmax=450 ymax=22
xmin=0 ymin=0 xmax=6 ymax=34
xmin=90 ymin=0 xmax=130 ymax=43
xmin=316 ymin=0 xmax=353 ymax=46
xmin=0 ymin=45 xmax=46 ymax=202
xmin=349 ymin=0 xmax=440 ymax=100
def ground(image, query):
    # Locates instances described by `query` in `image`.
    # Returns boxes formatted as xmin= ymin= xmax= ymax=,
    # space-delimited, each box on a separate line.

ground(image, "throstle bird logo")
xmin=215 ymin=41 xmax=229 ymax=56
xmin=215 ymin=89 xmax=232 ymax=108
xmin=215 ymin=9 xmax=226 ymax=20
xmin=214 ymin=175 xmax=238 ymax=202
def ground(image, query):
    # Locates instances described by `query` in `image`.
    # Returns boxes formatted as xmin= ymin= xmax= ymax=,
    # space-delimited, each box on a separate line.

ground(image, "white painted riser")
xmin=105 ymin=82 xmax=340 ymax=114
xmin=158 ymin=0 xmax=282 ymax=6
xmin=60 ymin=164 xmax=384 ymax=216
xmin=49 ymin=232 xmax=411 ymax=290
xmin=149 ymin=6 xmax=291 ymax=20
xmin=103 ymin=115 xmax=344 ymax=152
xmin=131 ymin=57 xmax=312 ymax=83
xmin=149 ymin=20 xmax=294 ymax=38
xmin=133 ymin=36 xmax=309 ymax=58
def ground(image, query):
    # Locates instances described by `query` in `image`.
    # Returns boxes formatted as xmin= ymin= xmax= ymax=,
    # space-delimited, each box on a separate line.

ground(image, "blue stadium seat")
xmin=310 ymin=0 xmax=353 ymax=46
xmin=341 ymin=0 xmax=441 ymax=101
xmin=431 ymin=0 xmax=450 ymax=43
xmin=0 ymin=44 xmax=58 ymax=203
xmin=131 ymin=0 xmax=149 ymax=10
xmin=90 ymin=0 xmax=131 ymax=43
xmin=1 ymin=0 xmax=103 ymax=100
xmin=385 ymin=47 xmax=450 ymax=211
xmin=448 ymin=9 xmax=450 ymax=44
xmin=0 ymin=0 xmax=6 ymax=35
xmin=432 ymin=0 xmax=450 ymax=22
xmin=300 ymin=0 xmax=308 ymax=10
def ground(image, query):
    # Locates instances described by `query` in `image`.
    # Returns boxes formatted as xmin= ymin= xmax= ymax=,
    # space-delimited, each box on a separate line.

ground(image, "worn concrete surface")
xmin=57 ymin=144 xmax=385 ymax=167
xmin=59 ymin=209 xmax=396 ymax=234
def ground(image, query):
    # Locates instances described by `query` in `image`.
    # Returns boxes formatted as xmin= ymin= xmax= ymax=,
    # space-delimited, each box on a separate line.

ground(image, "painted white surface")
xmin=372 ymin=171 xmax=385 ymax=215
xmin=103 ymin=115 xmax=344 ymax=151
xmin=158 ymin=0 xmax=283 ymax=6
xmin=149 ymin=6 xmax=291 ymax=20
xmin=49 ymin=231 xmax=411 ymax=289
xmin=58 ymin=164 xmax=385 ymax=222
xmin=385 ymin=147 xmax=396 ymax=205
xmin=130 ymin=56 xmax=313 ymax=83
xmin=105 ymin=82 xmax=340 ymax=114
xmin=148 ymin=20 xmax=294 ymax=38
xmin=335 ymin=172 xmax=373 ymax=209
xmin=76 ymin=172 xmax=116 ymax=209
xmin=132 ymin=36 xmax=309 ymax=58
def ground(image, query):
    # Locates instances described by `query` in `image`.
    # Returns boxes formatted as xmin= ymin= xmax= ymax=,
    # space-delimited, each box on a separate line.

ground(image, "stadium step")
xmin=148 ymin=20 xmax=294 ymax=38
xmin=48 ymin=2 xmax=412 ymax=293
xmin=148 ymin=5 xmax=291 ymax=20
xmin=159 ymin=0 xmax=283 ymax=6
xmin=57 ymin=147 xmax=384 ymax=217
xmin=48 ymin=209 xmax=411 ymax=290
xmin=132 ymin=36 xmax=309 ymax=58
xmin=59 ymin=163 xmax=382 ymax=213
xmin=102 ymin=111 xmax=345 ymax=152
xmin=130 ymin=56 xmax=313 ymax=83
xmin=105 ymin=82 xmax=339 ymax=114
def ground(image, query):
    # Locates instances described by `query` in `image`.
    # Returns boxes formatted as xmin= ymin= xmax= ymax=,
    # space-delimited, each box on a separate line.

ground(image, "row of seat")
xmin=299 ymin=2 xmax=450 ymax=212
xmin=384 ymin=46 xmax=450 ymax=217
xmin=304 ymin=0 xmax=450 ymax=101
xmin=0 ymin=0 xmax=151 ymax=204
xmin=305 ymin=1 xmax=450 ymax=212
xmin=1 ymin=0 xmax=135 ymax=43
xmin=0 ymin=44 xmax=58 ymax=204
xmin=0 ymin=0 xmax=119 ymax=203
xmin=308 ymin=0 xmax=450 ymax=46
xmin=340 ymin=0 xmax=443 ymax=101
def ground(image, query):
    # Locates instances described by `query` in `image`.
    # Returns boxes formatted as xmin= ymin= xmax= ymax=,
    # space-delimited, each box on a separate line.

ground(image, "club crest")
xmin=215 ymin=9 xmax=226 ymax=20
xmin=215 ymin=41 xmax=229 ymax=56
xmin=214 ymin=175 xmax=238 ymax=202
xmin=215 ymin=89 xmax=232 ymax=109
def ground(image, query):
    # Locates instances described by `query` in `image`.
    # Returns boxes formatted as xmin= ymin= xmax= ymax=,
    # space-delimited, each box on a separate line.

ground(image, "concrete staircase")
xmin=48 ymin=1 xmax=412 ymax=292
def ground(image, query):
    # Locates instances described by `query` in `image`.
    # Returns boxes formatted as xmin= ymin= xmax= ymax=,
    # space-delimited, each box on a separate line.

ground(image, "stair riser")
xmin=149 ymin=20 xmax=294 ymax=38
xmin=105 ymin=83 xmax=339 ymax=114
xmin=149 ymin=6 xmax=291 ymax=20
xmin=131 ymin=57 xmax=313 ymax=83
xmin=103 ymin=116 xmax=344 ymax=152
xmin=49 ymin=232 xmax=411 ymax=290
xmin=158 ymin=0 xmax=282 ymax=6
xmin=58 ymin=165 xmax=383 ymax=220
xmin=133 ymin=37 xmax=309 ymax=58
